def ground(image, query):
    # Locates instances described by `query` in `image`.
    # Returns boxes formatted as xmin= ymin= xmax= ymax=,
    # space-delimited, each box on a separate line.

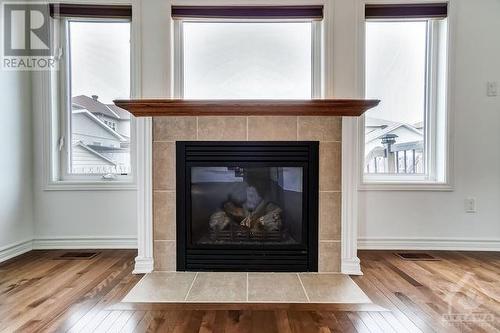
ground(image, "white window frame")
xmin=359 ymin=13 xmax=453 ymax=191
xmin=46 ymin=16 xmax=137 ymax=189
xmin=172 ymin=19 xmax=323 ymax=99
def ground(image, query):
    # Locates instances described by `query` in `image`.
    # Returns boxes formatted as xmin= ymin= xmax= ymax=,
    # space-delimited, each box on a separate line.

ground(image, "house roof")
xmin=72 ymin=109 xmax=127 ymax=142
xmin=72 ymin=95 xmax=130 ymax=121
xmin=74 ymin=141 xmax=117 ymax=166
xmin=365 ymin=117 xmax=423 ymax=144
xmin=107 ymin=104 xmax=131 ymax=119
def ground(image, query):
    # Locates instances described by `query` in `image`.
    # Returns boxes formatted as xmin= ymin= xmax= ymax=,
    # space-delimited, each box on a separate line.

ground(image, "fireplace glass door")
xmin=190 ymin=166 xmax=303 ymax=246
xmin=177 ymin=142 xmax=319 ymax=272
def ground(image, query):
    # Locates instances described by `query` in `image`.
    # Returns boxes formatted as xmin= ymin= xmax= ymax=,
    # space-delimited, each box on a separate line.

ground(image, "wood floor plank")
xmin=274 ymin=310 xmax=293 ymax=333
xmin=368 ymin=312 xmax=397 ymax=333
xmin=133 ymin=311 xmax=155 ymax=333
xmin=309 ymin=311 xmax=342 ymax=333
xmin=346 ymin=312 xmax=371 ymax=333
xmin=198 ymin=310 xmax=217 ymax=333
xmin=251 ymin=311 xmax=279 ymax=333
xmin=330 ymin=312 xmax=357 ymax=333
xmin=120 ymin=310 xmax=147 ymax=333
xmin=224 ymin=310 xmax=252 ymax=333
xmin=106 ymin=310 xmax=134 ymax=333
xmin=287 ymin=311 xmax=320 ymax=333
xmin=379 ymin=311 xmax=412 ymax=333
xmin=0 ymin=249 xmax=499 ymax=333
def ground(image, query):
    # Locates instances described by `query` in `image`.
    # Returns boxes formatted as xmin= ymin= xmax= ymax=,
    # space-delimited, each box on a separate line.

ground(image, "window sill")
xmin=358 ymin=181 xmax=453 ymax=192
xmin=44 ymin=180 xmax=137 ymax=191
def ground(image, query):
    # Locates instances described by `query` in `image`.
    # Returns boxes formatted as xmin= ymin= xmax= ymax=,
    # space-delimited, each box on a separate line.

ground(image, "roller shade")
xmin=171 ymin=5 xmax=323 ymax=20
xmin=365 ymin=3 xmax=447 ymax=19
xmin=49 ymin=4 xmax=132 ymax=19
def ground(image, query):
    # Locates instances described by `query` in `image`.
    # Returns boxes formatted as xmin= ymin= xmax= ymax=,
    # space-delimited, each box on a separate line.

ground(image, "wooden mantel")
xmin=113 ymin=99 xmax=380 ymax=117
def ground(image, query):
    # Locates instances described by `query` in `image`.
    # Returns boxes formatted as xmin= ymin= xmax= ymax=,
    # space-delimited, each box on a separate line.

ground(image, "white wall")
xmin=31 ymin=89 xmax=137 ymax=244
xmin=358 ymin=0 xmax=500 ymax=249
xmin=0 ymin=71 xmax=34 ymax=252
xmin=22 ymin=0 xmax=500 ymax=252
xmin=32 ymin=190 xmax=137 ymax=244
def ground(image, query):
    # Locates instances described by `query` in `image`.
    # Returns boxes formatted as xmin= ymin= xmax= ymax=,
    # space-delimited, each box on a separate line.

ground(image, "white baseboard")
xmin=32 ymin=236 xmax=137 ymax=249
xmin=0 ymin=239 xmax=33 ymax=263
xmin=358 ymin=237 xmax=500 ymax=251
xmin=133 ymin=256 xmax=154 ymax=274
xmin=341 ymin=257 xmax=363 ymax=275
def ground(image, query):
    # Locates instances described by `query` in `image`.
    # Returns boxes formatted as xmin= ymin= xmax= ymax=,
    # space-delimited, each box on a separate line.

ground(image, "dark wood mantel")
xmin=113 ymin=99 xmax=380 ymax=117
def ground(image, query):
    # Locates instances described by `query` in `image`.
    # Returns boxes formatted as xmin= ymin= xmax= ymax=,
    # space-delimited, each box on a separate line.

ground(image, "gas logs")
xmin=208 ymin=186 xmax=283 ymax=233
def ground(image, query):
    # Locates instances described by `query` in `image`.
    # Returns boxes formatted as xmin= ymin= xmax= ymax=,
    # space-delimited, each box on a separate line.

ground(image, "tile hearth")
xmin=122 ymin=272 xmax=371 ymax=304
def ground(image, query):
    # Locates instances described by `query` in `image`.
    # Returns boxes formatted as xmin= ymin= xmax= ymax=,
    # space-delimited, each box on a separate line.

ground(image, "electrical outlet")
xmin=465 ymin=197 xmax=476 ymax=213
xmin=487 ymin=81 xmax=498 ymax=97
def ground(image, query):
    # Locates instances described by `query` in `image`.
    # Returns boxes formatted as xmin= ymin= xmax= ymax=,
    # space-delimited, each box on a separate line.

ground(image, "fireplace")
xmin=176 ymin=141 xmax=319 ymax=272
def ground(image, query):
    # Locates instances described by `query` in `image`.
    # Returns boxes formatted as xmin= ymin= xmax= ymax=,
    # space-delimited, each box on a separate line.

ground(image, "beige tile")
xmin=319 ymin=192 xmax=341 ymax=241
xmin=247 ymin=116 xmax=297 ymax=141
xmin=299 ymin=274 xmax=371 ymax=303
xmin=153 ymin=142 xmax=175 ymax=190
xmin=197 ymin=116 xmax=247 ymax=141
xmin=319 ymin=142 xmax=341 ymax=191
xmin=153 ymin=116 xmax=197 ymax=141
xmin=248 ymin=273 xmax=308 ymax=302
xmin=319 ymin=241 xmax=341 ymax=273
xmin=298 ymin=116 xmax=342 ymax=142
xmin=153 ymin=191 xmax=176 ymax=241
xmin=186 ymin=272 xmax=247 ymax=302
xmin=154 ymin=240 xmax=176 ymax=271
xmin=122 ymin=272 xmax=196 ymax=302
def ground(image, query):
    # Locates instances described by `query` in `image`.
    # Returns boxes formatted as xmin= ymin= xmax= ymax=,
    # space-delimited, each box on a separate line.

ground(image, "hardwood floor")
xmin=0 ymin=249 xmax=498 ymax=332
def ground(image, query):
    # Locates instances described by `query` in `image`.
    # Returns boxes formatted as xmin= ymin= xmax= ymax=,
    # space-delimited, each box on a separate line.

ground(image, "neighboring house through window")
xmin=70 ymin=94 xmax=130 ymax=174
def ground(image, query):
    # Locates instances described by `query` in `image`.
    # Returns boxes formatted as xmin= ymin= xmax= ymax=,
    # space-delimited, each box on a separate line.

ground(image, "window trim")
xmin=172 ymin=18 xmax=323 ymax=99
xmin=44 ymin=15 xmax=137 ymax=190
xmin=170 ymin=5 xmax=324 ymax=20
xmin=364 ymin=3 xmax=447 ymax=19
xmin=357 ymin=2 xmax=453 ymax=191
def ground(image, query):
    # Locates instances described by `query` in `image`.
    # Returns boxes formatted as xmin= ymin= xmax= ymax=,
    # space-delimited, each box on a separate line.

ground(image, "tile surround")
xmin=198 ymin=116 xmax=247 ymax=141
xmin=152 ymin=116 xmax=342 ymax=272
xmin=152 ymin=142 xmax=175 ymax=190
xmin=319 ymin=142 xmax=342 ymax=191
xmin=247 ymin=116 xmax=297 ymax=140
xmin=319 ymin=241 xmax=341 ymax=272
xmin=319 ymin=192 xmax=341 ymax=241
xmin=153 ymin=116 xmax=197 ymax=141
xmin=153 ymin=240 xmax=176 ymax=271
xmin=153 ymin=191 xmax=176 ymax=241
xmin=298 ymin=116 xmax=342 ymax=142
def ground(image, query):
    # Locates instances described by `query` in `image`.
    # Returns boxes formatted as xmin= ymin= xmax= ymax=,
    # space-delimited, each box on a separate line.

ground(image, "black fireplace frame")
xmin=176 ymin=141 xmax=319 ymax=272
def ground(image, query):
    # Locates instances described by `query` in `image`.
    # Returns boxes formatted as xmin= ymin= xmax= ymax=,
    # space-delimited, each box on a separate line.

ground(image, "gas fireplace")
xmin=176 ymin=141 xmax=319 ymax=272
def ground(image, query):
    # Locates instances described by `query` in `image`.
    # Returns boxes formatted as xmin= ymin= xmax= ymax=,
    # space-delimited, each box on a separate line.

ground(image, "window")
xmin=59 ymin=18 xmax=132 ymax=181
xmin=173 ymin=6 xmax=321 ymax=99
xmin=181 ymin=22 xmax=313 ymax=99
xmin=363 ymin=8 xmax=448 ymax=185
